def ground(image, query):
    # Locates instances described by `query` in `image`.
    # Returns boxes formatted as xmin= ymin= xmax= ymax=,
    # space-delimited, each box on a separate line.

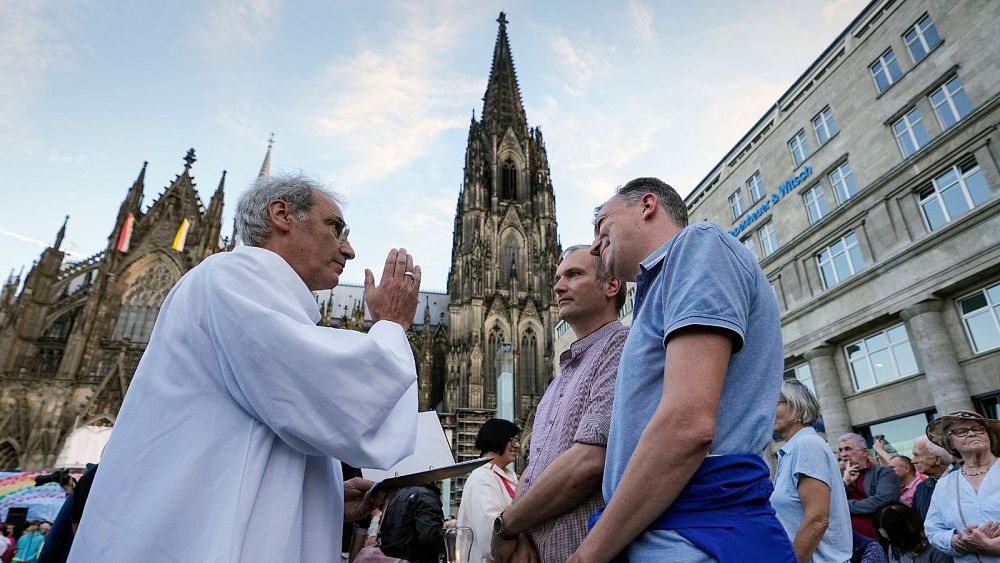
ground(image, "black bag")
xmin=377 ymin=489 xmax=421 ymax=560
xmin=377 ymin=485 xmax=444 ymax=562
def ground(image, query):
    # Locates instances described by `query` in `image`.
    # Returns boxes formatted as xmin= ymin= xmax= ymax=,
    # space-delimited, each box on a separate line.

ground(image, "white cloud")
xmin=548 ymin=35 xmax=610 ymax=96
xmin=0 ymin=1 xmax=78 ymax=148
xmin=304 ymin=3 xmax=485 ymax=191
xmin=628 ymin=0 xmax=655 ymax=46
xmin=198 ymin=0 xmax=282 ymax=54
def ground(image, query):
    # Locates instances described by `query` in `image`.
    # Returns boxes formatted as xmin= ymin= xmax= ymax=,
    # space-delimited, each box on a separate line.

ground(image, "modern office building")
xmin=681 ymin=0 xmax=1000 ymax=454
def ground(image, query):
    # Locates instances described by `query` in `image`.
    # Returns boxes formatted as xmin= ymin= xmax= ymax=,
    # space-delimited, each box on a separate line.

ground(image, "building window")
xmin=747 ymin=171 xmax=765 ymax=203
xmin=817 ymin=231 xmax=864 ymax=289
xmin=812 ymin=106 xmax=839 ymax=145
xmin=904 ymin=14 xmax=941 ymax=63
xmin=959 ymin=283 xmax=1000 ymax=354
xmin=846 ymin=324 xmax=919 ymax=391
xmin=930 ymin=75 xmax=973 ymax=130
xmin=870 ymin=48 xmax=903 ymax=94
xmin=788 ymin=129 xmax=811 ymax=166
xmin=803 ymin=184 xmax=829 ymax=225
xmin=918 ymin=158 xmax=992 ymax=231
xmin=783 ymin=363 xmax=815 ymax=394
xmin=729 ymin=189 xmax=745 ymax=220
xmin=893 ymin=108 xmax=930 ymax=158
xmin=757 ymin=221 xmax=778 ymax=258
xmin=740 ymin=234 xmax=756 ymax=259
xmin=830 ymin=161 xmax=858 ymax=205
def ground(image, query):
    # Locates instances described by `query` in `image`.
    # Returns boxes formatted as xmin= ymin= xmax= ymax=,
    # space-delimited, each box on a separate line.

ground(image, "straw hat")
xmin=926 ymin=410 xmax=1000 ymax=456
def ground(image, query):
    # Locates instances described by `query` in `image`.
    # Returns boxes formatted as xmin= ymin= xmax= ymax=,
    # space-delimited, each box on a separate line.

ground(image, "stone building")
xmin=681 ymin=0 xmax=1000 ymax=455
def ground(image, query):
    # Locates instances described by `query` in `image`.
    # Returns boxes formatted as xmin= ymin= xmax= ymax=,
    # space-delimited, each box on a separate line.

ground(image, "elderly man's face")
xmin=838 ymin=440 xmax=869 ymax=467
xmin=911 ymin=442 xmax=932 ymax=473
xmin=288 ymin=191 xmax=355 ymax=290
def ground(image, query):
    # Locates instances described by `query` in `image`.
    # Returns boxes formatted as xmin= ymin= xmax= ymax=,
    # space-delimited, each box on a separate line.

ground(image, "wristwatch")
xmin=493 ymin=512 xmax=518 ymax=540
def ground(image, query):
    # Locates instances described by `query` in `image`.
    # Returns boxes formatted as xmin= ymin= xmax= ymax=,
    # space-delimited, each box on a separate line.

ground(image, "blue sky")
xmin=0 ymin=0 xmax=868 ymax=292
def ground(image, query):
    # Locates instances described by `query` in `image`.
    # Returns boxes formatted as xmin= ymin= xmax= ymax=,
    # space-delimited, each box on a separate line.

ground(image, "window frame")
xmin=892 ymin=108 xmax=929 ymax=158
xmin=870 ymin=48 xmax=903 ymax=94
xmin=903 ymin=13 xmax=942 ymax=64
xmin=788 ymin=129 xmax=811 ymax=166
xmin=958 ymin=283 xmax=1000 ymax=354
xmin=757 ymin=221 xmax=778 ymax=258
xmin=830 ymin=161 xmax=858 ymax=205
xmin=816 ymin=231 xmax=864 ymax=289
xmin=729 ymin=188 xmax=745 ymax=220
xmin=930 ymin=75 xmax=973 ymax=131
xmin=918 ymin=158 xmax=992 ymax=231
xmin=747 ymin=171 xmax=765 ymax=203
xmin=845 ymin=323 xmax=919 ymax=391
xmin=812 ymin=106 xmax=839 ymax=146
xmin=802 ymin=183 xmax=829 ymax=225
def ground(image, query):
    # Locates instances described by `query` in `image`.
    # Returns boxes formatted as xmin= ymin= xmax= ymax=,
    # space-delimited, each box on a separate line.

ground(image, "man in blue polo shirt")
xmin=569 ymin=177 xmax=793 ymax=563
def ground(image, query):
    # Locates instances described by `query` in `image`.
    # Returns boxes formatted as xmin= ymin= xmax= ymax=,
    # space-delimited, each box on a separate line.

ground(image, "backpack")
xmin=377 ymin=485 xmax=444 ymax=562
xmin=377 ymin=489 xmax=422 ymax=560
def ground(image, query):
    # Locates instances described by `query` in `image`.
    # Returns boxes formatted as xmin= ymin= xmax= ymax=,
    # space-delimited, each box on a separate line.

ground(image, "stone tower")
xmin=445 ymin=13 xmax=560 ymax=425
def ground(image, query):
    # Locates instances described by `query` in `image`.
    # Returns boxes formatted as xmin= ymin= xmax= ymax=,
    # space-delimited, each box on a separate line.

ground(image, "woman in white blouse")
xmin=924 ymin=410 xmax=1000 ymax=561
xmin=457 ymin=418 xmax=520 ymax=563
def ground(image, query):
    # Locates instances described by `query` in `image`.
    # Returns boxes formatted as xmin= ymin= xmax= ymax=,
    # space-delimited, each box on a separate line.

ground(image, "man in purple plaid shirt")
xmin=491 ymin=245 xmax=629 ymax=563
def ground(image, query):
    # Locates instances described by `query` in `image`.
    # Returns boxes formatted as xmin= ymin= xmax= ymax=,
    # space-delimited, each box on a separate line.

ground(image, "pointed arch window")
xmin=501 ymin=158 xmax=517 ymax=201
xmin=486 ymin=325 xmax=504 ymax=394
xmin=520 ymin=328 xmax=538 ymax=396
xmin=112 ymin=263 xmax=177 ymax=343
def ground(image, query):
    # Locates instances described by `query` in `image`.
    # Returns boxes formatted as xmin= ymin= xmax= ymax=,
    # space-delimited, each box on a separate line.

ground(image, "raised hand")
xmin=364 ymin=248 xmax=421 ymax=330
xmin=344 ymin=477 xmax=376 ymax=521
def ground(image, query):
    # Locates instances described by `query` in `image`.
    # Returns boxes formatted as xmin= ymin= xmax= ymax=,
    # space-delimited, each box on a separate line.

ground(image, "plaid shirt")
xmin=520 ymin=321 xmax=628 ymax=563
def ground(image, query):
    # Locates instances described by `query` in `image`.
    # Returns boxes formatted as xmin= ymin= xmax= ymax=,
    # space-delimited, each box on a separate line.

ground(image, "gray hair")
xmin=596 ymin=177 xmax=688 ymax=228
xmin=779 ymin=379 xmax=821 ymax=426
xmin=913 ymin=435 xmax=954 ymax=464
xmin=559 ymin=244 xmax=627 ymax=312
xmin=838 ymin=433 xmax=868 ymax=451
xmin=235 ymin=173 xmax=343 ymax=247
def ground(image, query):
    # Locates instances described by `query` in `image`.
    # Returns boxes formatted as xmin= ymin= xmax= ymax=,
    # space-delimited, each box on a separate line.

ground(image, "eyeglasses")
xmin=949 ymin=427 xmax=987 ymax=438
xmin=331 ymin=219 xmax=350 ymax=243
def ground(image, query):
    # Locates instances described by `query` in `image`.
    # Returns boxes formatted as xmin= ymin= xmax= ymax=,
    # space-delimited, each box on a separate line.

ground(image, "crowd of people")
xmin=4 ymin=171 xmax=992 ymax=562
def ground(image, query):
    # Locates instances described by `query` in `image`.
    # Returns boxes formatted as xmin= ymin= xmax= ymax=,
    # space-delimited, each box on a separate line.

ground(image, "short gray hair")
xmin=605 ymin=177 xmax=688 ymax=228
xmin=780 ymin=379 xmax=821 ymax=426
xmin=838 ymin=433 xmax=868 ymax=451
xmin=913 ymin=435 xmax=954 ymax=464
xmin=235 ymin=173 xmax=342 ymax=247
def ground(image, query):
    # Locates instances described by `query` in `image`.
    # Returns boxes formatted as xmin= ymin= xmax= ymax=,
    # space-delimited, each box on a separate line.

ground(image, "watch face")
xmin=493 ymin=516 xmax=503 ymax=535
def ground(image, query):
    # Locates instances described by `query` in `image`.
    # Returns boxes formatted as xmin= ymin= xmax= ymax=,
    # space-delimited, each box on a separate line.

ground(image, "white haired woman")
xmin=771 ymin=379 xmax=853 ymax=562
xmin=924 ymin=410 xmax=1000 ymax=561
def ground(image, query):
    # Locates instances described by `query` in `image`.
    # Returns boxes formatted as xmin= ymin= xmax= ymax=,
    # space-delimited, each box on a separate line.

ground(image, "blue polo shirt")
xmin=603 ymin=222 xmax=784 ymax=561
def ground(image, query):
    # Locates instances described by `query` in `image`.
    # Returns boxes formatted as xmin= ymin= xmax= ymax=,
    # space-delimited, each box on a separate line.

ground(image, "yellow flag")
xmin=172 ymin=219 xmax=190 ymax=251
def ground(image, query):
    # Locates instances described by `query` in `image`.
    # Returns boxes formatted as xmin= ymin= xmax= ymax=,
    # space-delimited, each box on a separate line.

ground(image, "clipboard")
xmin=370 ymin=457 xmax=490 ymax=494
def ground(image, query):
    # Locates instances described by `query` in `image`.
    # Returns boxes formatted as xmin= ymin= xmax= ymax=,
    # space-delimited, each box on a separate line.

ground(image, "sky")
xmin=0 ymin=0 xmax=869 ymax=292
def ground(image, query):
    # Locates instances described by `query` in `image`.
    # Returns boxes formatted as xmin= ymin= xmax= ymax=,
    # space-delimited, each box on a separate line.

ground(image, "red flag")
xmin=116 ymin=213 xmax=135 ymax=252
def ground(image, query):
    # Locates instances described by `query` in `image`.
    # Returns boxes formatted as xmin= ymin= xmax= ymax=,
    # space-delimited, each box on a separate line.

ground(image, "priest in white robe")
xmin=70 ymin=173 xmax=422 ymax=562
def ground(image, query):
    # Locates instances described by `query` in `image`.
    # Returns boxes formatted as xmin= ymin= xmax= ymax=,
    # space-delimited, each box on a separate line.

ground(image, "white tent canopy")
xmin=55 ymin=425 xmax=112 ymax=468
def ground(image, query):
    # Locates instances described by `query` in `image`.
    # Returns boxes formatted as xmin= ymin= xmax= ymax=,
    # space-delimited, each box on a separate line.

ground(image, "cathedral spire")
xmin=183 ymin=148 xmax=196 ymax=173
xmin=482 ymin=12 xmax=526 ymax=133
xmin=258 ymin=133 xmax=274 ymax=178
xmin=53 ymin=215 xmax=69 ymax=250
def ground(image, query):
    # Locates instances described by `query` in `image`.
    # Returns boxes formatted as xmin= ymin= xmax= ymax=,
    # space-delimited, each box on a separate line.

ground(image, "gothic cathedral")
xmin=444 ymin=13 xmax=560 ymax=424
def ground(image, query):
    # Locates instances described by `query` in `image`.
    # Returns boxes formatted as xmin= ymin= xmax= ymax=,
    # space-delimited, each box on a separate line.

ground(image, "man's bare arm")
xmin=569 ymin=326 xmax=732 ymax=563
xmin=504 ymin=443 xmax=606 ymax=533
